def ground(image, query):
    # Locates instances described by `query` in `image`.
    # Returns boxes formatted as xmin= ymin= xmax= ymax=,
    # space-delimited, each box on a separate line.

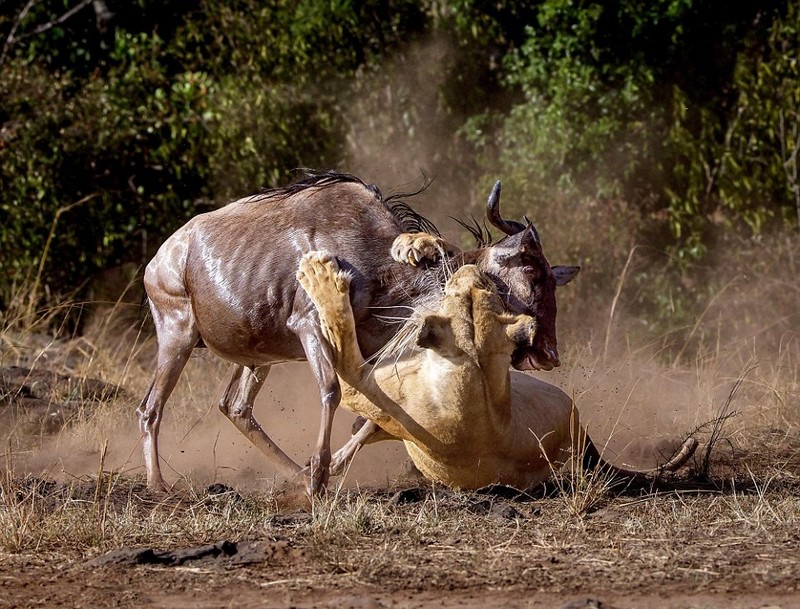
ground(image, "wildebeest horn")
xmin=486 ymin=181 xmax=526 ymax=236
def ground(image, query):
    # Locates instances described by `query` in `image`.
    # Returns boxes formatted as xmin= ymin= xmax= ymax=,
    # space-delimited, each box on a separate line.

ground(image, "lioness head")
xmin=415 ymin=265 xmax=536 ymax=365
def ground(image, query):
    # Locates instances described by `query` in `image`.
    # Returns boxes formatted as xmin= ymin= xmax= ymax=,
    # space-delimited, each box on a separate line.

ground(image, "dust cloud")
xmin=544 ymin=231 xmax=800 ymax=468
xmin=342 ymin=35 xmax=484 ymax=243
xmin=19 ymin=352 xmax=409 ymax=489
xmin=11 ymin=239 xmax=798 ymax=485
xmin=6 ymin=32 xmax=799 ymax=488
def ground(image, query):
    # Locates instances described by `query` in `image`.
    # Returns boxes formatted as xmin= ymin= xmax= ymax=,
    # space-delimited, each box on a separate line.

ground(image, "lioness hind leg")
xmin=296 ymin=251 xmax=365 ymax=375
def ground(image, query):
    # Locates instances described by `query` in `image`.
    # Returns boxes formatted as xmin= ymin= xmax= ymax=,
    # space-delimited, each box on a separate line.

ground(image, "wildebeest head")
xmin=479 ymin=182 xmax=580 ymax=371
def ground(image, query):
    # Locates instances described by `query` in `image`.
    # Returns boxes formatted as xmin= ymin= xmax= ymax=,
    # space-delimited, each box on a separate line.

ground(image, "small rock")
xmin=271 ymin=512 xmax=313 ymax=526
xmin=476 ymin=483 xmax=538 ymax=501
xmin=205 ymin=483 xmax=243 ymax=503
xmin=390 ymin=487 xmax=429 ymax=504
xmin=561 ymin=597 xmax=617 ymax=609
xmin=86 ymin=540 xmax=235 ymax=567
xmin=467 ymin=498 xmax=521 ymax=520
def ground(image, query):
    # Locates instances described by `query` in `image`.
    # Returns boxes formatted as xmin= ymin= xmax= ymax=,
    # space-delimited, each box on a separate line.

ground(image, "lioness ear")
xmin=416 ymin=315 xmax=453 ymax=351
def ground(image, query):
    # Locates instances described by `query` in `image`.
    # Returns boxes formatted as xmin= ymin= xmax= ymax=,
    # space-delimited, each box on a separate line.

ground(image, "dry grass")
xmin=1 ymin=241 xmax=799 ymax=608
xmin=3 ymin=463 xmax=799 ymax=603
xmin=534 ymin=404 xmax=620 ymax=518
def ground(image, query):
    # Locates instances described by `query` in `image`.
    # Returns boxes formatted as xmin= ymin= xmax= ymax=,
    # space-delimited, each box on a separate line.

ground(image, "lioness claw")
xmin=391 ymin=233 xmax=458 ymax=266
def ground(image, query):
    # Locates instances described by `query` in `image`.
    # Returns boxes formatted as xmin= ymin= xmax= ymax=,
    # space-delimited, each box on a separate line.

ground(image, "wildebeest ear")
xmin=518 ymin=224 xmax=542 ymax=253
xmin=416 ymin=315 xmax=453 ymax=351
xmin=553 ymin=265 xmax=580 ymax=286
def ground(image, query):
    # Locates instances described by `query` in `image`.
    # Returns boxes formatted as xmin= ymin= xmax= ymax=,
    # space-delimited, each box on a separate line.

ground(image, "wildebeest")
xmin=138 ymin=171 xmax=579 ymax=494
xmin=296 ymin=253 xmax=697 ymax=489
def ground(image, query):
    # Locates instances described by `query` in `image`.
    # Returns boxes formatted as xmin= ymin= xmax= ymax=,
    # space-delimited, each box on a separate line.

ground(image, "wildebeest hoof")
xmin=147 ymin=478 xmax=170 ymax=494
xmin=304 ymin=465 xmax=330 ymax=498
xmin=328 ymin=456 xmax=349 ymax=477
xmin=305 ymin=478 xmax=328 ymax=498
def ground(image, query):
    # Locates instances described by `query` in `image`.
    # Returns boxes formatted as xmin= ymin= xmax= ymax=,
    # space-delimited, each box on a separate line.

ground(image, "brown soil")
xmin=2 ymin=477 xmax=799 ymax=609
xmin=2 ymin=349 xmax=798 ymax=609
xmin=5 ymin=562 xmax=799 ymax=609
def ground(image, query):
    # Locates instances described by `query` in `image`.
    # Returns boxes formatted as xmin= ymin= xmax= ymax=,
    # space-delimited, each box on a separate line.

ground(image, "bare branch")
xmin=1 ymin=0 xmax=93 ymax=66
xmin=25 ymin=0 xmax=92 ymax=37
xmin=1 ymin=0 xmax=38 ymax=65
xmin=779 ymin=110 xmax=800 ymax=231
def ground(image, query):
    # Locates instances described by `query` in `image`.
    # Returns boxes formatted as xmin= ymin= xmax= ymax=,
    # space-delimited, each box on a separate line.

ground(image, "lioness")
xmin=297 ymin=252 xmax=696 ymax=490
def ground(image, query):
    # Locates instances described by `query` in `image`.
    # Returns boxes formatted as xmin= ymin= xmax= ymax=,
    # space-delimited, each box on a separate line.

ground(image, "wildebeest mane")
xmin=453 ymin=216 xmax=493 ymax=247
xmin=255 ymin=169 xmax=379 ymax=200
xmin=384 ymin=177 xmax=441 ymax=236
xmin=253 ymin=169 xmax=439 ymax=236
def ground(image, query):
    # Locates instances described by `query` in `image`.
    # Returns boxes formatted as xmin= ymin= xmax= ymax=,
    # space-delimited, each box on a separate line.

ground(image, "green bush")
xmin=1 ymin=0 xmax=798 ymax=347
xmin=668 ymin=1 xmax=800 ymax=243
xmin=0 ymin=33 xmax=215 ymax=301
xmin=0 ymin=0 xmax=426 ymax=310
xmin=455 ymin=0 xmax=797 ymax=342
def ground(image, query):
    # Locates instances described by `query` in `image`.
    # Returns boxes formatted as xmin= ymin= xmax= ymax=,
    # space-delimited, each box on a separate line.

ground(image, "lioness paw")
xmin=391 ymin=233 xmax=458 ymax=266
xmin=297 ymin=251 xmax=350 ymax=302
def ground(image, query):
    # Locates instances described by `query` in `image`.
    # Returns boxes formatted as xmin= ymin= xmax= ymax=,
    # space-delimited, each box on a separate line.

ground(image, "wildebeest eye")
xmin=494 ymin=252 xmax=519 ymax=268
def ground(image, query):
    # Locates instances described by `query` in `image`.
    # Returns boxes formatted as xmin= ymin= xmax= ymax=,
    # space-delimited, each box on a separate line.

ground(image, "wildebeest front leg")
xmin=218 ymin=364 xmax=303 ymax=479
xmin=298 ymin=331 xmax=341 ymax=496
xmin=297 ymin=251 xmax=416 ymax=478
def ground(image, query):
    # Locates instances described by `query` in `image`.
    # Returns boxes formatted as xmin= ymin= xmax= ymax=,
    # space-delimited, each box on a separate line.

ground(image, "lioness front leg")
xmin=296 ymin=251 xmax=368 ymax=383
xmin=298 ymin=251 xmax=421 ymax=447
xmin=391 ymin=233 xmax=461 ymax=266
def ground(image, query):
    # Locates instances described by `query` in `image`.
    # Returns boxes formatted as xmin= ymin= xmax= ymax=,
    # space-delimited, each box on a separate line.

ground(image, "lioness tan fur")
xmin=297 ymin=252 xmax=696 ymax=490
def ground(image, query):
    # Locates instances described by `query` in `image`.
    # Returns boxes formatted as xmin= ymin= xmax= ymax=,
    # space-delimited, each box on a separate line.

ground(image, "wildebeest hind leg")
xmin=218 ymin=364 xmax=303 ymax=479
xmin=330 ymin=418 xmax=398 ymax=476
xmin=137 ymin=323 xmax=198 ymax=491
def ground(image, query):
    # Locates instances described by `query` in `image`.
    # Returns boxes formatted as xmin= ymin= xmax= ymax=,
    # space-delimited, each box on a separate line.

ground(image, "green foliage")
xmin=0 ymin=31 xmax=215 ymax=298
xmin=492 ymin=0 xmax=790 ymax=226
xmin=460 ymin=0 xmax=797 ymax=339
xmin=668 ymin=1 xmax=800 ymax=244
xmin=0 ymin=0 xmax=425 ymax=308
xmin=1 ymin=0 xmax=798 ymax=342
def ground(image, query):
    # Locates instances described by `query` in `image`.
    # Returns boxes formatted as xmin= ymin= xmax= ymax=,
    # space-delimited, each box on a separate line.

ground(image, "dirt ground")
xmin=6 ymin=563 xmax=800 ymax=609
xmin=2 ymin=339 xmax=799 ymax=609
xmin=2 ymin=473 xmax=799 ymax=609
